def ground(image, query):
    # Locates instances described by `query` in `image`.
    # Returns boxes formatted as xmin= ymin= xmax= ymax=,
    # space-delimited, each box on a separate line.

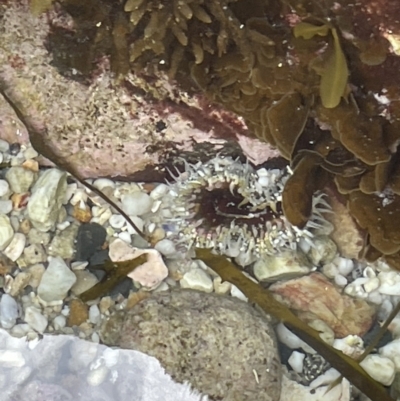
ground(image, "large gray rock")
xmin=100 ymin=289 xmax=281 ymax=401
xmin=27 ymin=169 xmax=67 ymax=232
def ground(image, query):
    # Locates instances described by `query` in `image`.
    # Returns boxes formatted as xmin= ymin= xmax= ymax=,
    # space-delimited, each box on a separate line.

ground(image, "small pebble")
xmin=0 ymin=180 xmax=10 ymax=197
xmin=93 ymin=178 xmax=115 ymax=190
xmin=0 ymin=200 xmax=12 ymax=214
xmin=180 ymin=268 xmax=213 ymax=293
xmin=0 ymin=214 xmax=14 ymax=251
xmin=24 ymin=306 xmax=48 ymax=333
xmin=109 ymin=214 xmax=126 ymax=229
xmin=118 ymin=231 xmax=132 ymax=244
xmin=360 ymin=354 xmax=395 ymax=386
xmin=5 ymin=166 xmax=35 ymax=194
xmin=288 ymin=351 xmax=305 ymax=373
xmin=3 ymin=233 xmax=26 ymax=262
xmin=121 ymin=192 xmax=153 ymax=216
xmin=89 ymin=304 xmax=101 ymax=325
xmin=53 ymin=315 xmax=67 ymax=330
xmin=150 ymin=183 xmax=169 ymax=199
xmin=154 ymin=238 xmax=176 ymax=256
xmin=0 ymin=294 xmax=19 ymax=329
xmin=37 ymin=256 xmax=77 ymax=303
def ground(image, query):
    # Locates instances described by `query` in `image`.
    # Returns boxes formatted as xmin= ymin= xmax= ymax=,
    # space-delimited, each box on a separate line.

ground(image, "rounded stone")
xmin=0 ymin=180 xmax=10 ymax=197
xmin=101 ymin=289 xmax=281 ymax=401
xmin=121 ymin=192 xmax=153 ymax=216
xmin=0 ymin=214 xmax=14 ymax=251
xmin=5 ymin=166 xmax=36 ymax=194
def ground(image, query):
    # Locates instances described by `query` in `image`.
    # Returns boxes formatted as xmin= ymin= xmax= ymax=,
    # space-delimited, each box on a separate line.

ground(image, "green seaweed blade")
xmin=319 ymin=28 xmax=349 ymax=108
xmin=195 ymin=248 xmax=395 ymax=401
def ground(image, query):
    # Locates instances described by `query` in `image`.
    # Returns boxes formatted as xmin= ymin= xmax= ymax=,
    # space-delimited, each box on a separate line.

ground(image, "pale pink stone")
xmin=109 ymin=239 xmax=168 ymax=288
xmin=270 ymin=272 xmax=376 ymax=338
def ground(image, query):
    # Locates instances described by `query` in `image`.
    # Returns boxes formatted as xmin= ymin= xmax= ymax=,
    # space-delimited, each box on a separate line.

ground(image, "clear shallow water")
xmin=0 ymin=329 xmax=207 ymax=401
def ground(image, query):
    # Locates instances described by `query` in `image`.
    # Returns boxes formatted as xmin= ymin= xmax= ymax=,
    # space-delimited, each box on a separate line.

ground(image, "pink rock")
xmin=0 ymin=2 xmax=279 ymax=181
xmin=109 ymin=239 xmax=168 ymax=288
xmin=270 ymin=273 xmax=376 ymax=338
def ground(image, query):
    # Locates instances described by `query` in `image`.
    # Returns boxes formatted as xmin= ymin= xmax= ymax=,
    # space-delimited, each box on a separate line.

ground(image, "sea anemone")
xmin=159 ymin=155 xmax=333 ymax=266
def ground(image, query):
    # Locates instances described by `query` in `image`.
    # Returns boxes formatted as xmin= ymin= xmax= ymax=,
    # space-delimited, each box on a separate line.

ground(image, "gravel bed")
xmin=0 ymin=139 xmax=399 ymax=400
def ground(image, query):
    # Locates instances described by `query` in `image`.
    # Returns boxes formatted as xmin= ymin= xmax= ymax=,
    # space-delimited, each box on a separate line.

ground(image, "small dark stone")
xmin=89 ymin=249 xmax=109 ymax=267
xmin=278 ymin=341 xmax=298 ymax=368
xmin=108 ymin=277 xmax=134 ymax=298
xmin=155 ymin=120 xmax=167 ymax=132
xmin=87 ymin=267 xmax=106 ymax=282
xmin=9 ymin=142 xmax=21 ymax=155
xmin=363 ymin=320 xmax=393 ymax=349
xmin=75 ymin=223 xmax=106 ymax=261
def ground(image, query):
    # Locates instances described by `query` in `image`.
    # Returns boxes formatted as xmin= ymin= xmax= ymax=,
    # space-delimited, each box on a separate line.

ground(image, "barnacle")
xmin=159 ymin=156 xmax=332 ymax=266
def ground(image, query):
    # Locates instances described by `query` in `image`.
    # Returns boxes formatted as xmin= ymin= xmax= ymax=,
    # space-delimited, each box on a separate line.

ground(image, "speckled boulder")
xmin=100 ymin=289 xmax=281 ymax=401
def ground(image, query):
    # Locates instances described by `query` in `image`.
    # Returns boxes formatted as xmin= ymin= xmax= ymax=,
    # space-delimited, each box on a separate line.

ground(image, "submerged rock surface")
xmin=100 ymin=289 xmax=282 ymax=401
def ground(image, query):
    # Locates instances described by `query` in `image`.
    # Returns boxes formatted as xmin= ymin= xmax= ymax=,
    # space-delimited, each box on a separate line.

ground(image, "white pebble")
xmin=3 ymin=233 xmax=26 ymax=261
xmin=56 ymin=221 xmax=70 ymax=231
xmin=276 ymin=323 xmax=315 ymax=354
xmin=0 ymin=200 xmax=12 ymax=214
xmin=0 ymin=294 xmax=19 ymax=329
xmin=334 ymin=274 xmax=347 ymax=287
xmin=69 ymin=189 xmax=87 ymax=206
xmin=230 ymin=284 xmax=248 ymax=302
xmin=53 ymin=315 xmax=67 ymax=330
xmin=10 ymin=324 xmax=30 ymax=338
xmin=0 ymin=214 xmax=14 ymax=251
xmin=93 ymin=178 xmax=115 ymax=191
xmin=121 ymin=192 xmax=153 ymax=216
xmin=109 ymin=214 xmax=126 ymax=229
xmin=180 ymin=268 xmax=213 ymax=293
xmin=71 ymin=261 xmax=89 ymax=271
xmin=150 ymin=183 xmax=169 ymax=199
xmin=360 ymin=354 xmax=395 ymax=386
xmin=126 ymin=216 xmax=144 ymax=235
xmin=363 ymin=266 xmax=376 ymax=278
xmin=0 ymin=180 xmax=9 ymax=197
xmin=151 ymin=199 xmax=162 ymax=213
xmin=89 ymin=305 xmax=101 ymax=325
xmin=337 ymin=257 xmax=354 ymax=276
xmin=91 ymin=207 xmax=112 ymax=226
xmin=24 ymin=306 xmax=48 ymax=333
xmin=154 ymin=239 xmax=176 ymax=256
xmin=380 ymin=338 xmax=400 ymax=371
xmin=364 ymin=277 xmax=380 ymax=293
xmin=37 ymin=256 xmax=77 ymax=303
xmin=288 ymin=351 xmax=305 ymax=373
xmin=118 ymin=231 xmax=131 ymax=244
